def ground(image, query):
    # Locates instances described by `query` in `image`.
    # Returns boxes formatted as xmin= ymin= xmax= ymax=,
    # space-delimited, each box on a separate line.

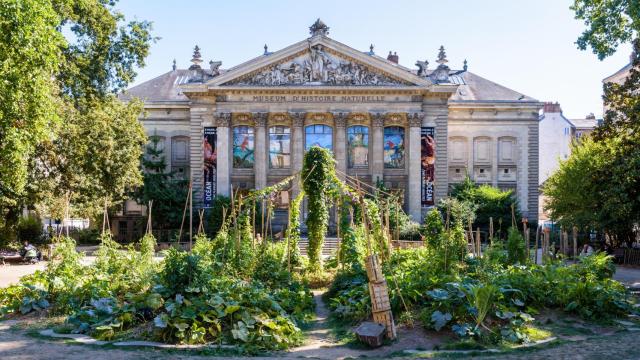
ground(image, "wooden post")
xmin=189 ymin=181 xmax=193 ymax=250
xmin=534 ymin=226 xmax=540 ymax=264
xmin=572 ymin=226 xmax=578 ymax=260
xmin=522 ymin=218 xmax=529 ymax=261
xmin=489 ymin=217 xmax=494 ymax=245
xmin=468 ymin=218 xmax=475 ymax=257
xmin=476 ymin=227 xmax=481 ymax=257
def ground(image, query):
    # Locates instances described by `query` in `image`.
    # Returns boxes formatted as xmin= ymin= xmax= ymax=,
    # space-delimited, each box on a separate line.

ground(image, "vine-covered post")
xmin=302 ymin=146 xmax=337 ymax=272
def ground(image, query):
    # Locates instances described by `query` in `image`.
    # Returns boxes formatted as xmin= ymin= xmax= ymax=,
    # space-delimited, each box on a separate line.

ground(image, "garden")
xmin=0 ymin=147 xmax=638 ymax=357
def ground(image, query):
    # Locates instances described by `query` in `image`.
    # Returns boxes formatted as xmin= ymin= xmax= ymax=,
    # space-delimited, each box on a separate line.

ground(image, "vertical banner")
xmin=203 ymin=127 xmax=217 ymax=208
xmin=421 ymin=127 xmax=436 ymax=207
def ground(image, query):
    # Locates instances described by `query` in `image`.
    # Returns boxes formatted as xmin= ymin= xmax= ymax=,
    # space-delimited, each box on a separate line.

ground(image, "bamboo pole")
xmin=189 ymin=180 xmax=193 ymax=250
xmin=468 ymin=217 xmax=475 ymax=257
xmin=178 ymin=182 xmax=191 ymax=243
xmin=572 ymin=226 xmax=578 ymax=260
xmin=489 ymin=217 xmax=494 ymax=245
xmin=534 ymin=226 xmax=540 ymax=264
xmin=522 ymin=218 xmax=529 ymax=260
xmin=476 ymin=227 xmax=481 ymax=257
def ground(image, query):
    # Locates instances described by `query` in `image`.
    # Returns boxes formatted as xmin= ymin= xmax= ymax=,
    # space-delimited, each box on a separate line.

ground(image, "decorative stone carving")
xmin=347 ymin=112 xmax=370 ymax=125
xmin=233 ymin=113 xmax=254 ymax=126
xmin=385 ymin=113 xmax=407 ymax=126
xmin=305 ymin=112 xmax=333 ymax=126
xmin=372 ymin=113 xmax=385 ymax=127
xmin=309 ymin=18 xmax=329 ymax=36
xmin=226 ymin=45 xmax=410 ymax=87
xmin=209 ymin=60 xmax=222 ymax=76
xmin=408 ymin=112 xmax=424 ymax=127
xmin=415 ymin=60 xmax=429 ymax=77
xmin=253 ymin=112 xmax=268 ymax=127
xmin=268 ymin=112 xmax=291 ymax=126
xmin=216 ymin=112 xmax=231 ymax=127
xmin=333 ymin=112 xmax=346 ymax=128
xmin=215 ymin=95 xmax=227 ymax=102
xmin=291 ymin=112 xmax=305 ymax=127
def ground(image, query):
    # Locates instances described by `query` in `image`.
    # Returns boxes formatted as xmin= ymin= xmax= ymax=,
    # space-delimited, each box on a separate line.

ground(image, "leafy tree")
xmin=572 ymin=0 xmax=640 ymax=60
xmin=0 ymin=0 xmax=64 ymax=208
xmin=134 ymin=133 xmax=189 ymax=230
xmin=0 ymin=0 xmax=154 ymax=223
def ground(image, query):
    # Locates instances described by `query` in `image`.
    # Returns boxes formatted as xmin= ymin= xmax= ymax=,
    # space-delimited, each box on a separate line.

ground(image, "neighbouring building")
xmin=118 ymin=20 xmax=542 ymax=236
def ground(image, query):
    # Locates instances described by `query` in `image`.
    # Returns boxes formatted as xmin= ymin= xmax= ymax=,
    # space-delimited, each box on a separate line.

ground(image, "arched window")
xmin=233 ymin=126 xmax=254 ymax=168
xmin=347 ymin=125 xmax=369 ymax=168
xmin=269 ymin=126 xmax=290 ymax=168
xmin=305 ymin=125 xmax=333 ymax=151
xmin=383 ymin=126 xmax=405 ymax=168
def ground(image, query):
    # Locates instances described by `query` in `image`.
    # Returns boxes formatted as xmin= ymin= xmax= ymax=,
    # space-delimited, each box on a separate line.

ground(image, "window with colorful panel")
xmin=383 ymin=126 xmax=405 ymax=168
xmin=232 ymin=126 xmax=254 ymax=168
xmin=269 ymin=126 xmax=291 ymax=168
xmin=347 ymin=125 xmax=369 ymax=168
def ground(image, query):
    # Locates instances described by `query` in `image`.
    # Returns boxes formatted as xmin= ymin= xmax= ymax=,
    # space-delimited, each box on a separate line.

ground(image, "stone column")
xmin=291 ymin=112 xmax=305 ymax=196
xmin=371 ymin=113 xmax=384 ymax=185
xmin=216 ymin=113 xmax=231 ymax=197
xmin=492 ymin=140 xmax=499 ymax=187
xmin=333 ymin=112 xmax=347 ymax=180
xmin=407 ymin=113 xmax=423 ymax=222
xmin=254 ymin=112 xmax=268 ymax=190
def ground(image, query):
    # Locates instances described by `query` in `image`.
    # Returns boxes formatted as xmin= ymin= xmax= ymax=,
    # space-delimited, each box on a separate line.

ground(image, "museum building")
xmin=120 ymin=19 xmax=541 ymax=234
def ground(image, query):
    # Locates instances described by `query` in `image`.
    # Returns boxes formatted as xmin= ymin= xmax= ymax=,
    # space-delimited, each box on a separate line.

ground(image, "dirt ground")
xmin=2 ymin=264 xmax=640 ymax=359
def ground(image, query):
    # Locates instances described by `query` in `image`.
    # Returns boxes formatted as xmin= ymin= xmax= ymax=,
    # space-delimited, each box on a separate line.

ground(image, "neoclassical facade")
xmin=122 ymin=20 xmax=541 ymax=225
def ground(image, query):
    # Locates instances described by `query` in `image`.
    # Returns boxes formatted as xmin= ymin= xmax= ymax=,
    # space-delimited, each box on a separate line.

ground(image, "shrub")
xmin=207 ymin=195 xmax=231 ymax=237
xmin=16 ymin=216 xmax=44 ymax=244
xmin=506 ymin=227 xmax=527 ymax=265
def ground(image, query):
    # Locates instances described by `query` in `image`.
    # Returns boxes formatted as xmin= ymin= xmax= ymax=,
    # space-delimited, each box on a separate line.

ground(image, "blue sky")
xmin=117 ymin=0 xmax=632 ymax=119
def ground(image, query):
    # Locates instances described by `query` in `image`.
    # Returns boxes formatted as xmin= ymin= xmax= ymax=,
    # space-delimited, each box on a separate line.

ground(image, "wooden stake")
xmin=468 ymin=217 xmax=475 ymax=257
xmin=489 ymin=217 xmax=494 ymax=245
xmin=189 ymin=181 xmax=193 ymax=250
xmin=178 ymin=182 xmax=191 ymax=243
xmin=534 ymin=226 xmax=540 ymax=264
xmin=572 ymin=226 xmax=578 ymax=260
xmin=476 ymin=227 xmax=481 ymax=257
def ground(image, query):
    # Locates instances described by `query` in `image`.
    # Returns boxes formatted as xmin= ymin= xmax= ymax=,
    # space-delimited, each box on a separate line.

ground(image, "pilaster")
xmin=254 ymin=112 xmax=268 ymax=189
xmin=407 ymin=113 xmax=423 ymax=222
xmin=333 ymin=112 xmax=347 ymax=180
xmin=371 ymin=113 xmax=384 ymax=184
xmin=216 ymin=112 xmax=231 ymax=196
xmin=291 ymin=112 xmax=305 ymax=196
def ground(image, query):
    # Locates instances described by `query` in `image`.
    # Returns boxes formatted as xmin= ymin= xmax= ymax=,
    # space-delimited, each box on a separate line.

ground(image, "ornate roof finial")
xmin=172 ymin=59 xmax=176 ymax=71
xmin=264 ymin=44 xmax=269 ymax=55
xmin=436 ymin=45 xmax=448 ymax=65
xmin=189 ymin=45 xmax=203 ymax=70
xmin=463 ymin=59 xmax=468 ymax=71
xmin=368 ymin=44 xmax=375 ymax=55
xmin=309 ymin=18 xmax=329 ymax=36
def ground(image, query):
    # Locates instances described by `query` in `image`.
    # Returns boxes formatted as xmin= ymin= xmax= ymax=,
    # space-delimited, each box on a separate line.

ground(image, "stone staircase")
xmin=298 ymin=237 xmax=340 ymax=257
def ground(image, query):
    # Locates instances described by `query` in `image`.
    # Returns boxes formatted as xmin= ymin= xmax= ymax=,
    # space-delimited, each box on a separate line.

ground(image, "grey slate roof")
xmin=568 ymin=118 xmax=599 ymax=129
xmin=121 ymin=66 xmax=535 ymax=104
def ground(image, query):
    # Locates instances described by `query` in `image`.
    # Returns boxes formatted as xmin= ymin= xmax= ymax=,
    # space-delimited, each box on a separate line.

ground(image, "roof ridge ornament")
xmin=463 ymin=59 xmax=468 ymax=71
xmin=431 ymin=45 xmax=451 ymax=84
xmin=309 ymin=18 xmax=329 ymax=36
xmin=172 ymin=59 xmax=177 ymax=71
xmin=368 ymin=44 xmax=375 ymax=55
xmin=189 ymin=45 xmax=203 ymax=70
xmin=416 ymin=60 xmax=429 ymax=77
xmin=436 ymin=45 xmax=448 ymax=65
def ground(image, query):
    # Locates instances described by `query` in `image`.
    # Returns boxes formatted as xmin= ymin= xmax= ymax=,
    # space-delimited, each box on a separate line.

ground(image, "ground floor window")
xmin=269 ymin=126 xmax=291 ymax=168
xmin=384 ymin=126 xmax=405 ymax=168
xmin=233 ymin=126 xmax=254 ymax=168
xmin=347 ymin=125 xmax=369 ymax=168
xmin=305 ymin=124 xmax=333 ymax=151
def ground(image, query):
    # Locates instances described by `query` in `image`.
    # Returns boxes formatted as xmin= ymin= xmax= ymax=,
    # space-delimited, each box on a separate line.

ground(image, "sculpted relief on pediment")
xmin=224 ymin=44 xmax=412 ymax=87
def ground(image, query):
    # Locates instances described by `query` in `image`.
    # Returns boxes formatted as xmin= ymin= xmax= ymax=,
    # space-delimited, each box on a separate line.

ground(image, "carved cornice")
xmin=290 ymin=112 xmax=306 ymax=127
xmin=216 ymin=112 xmax=231 ymax=127
xmin=232 ymin=112 xmax=254 ymax=126
xmin=253 ymin=112 xmax=268 ymax=127
xmin=305 ymin=112 xmax=334 ymax=127
xmin=385 ymin=112 xmax=407 ymax=127
xmin=408 ymin=112 xmax=425 ymax=127
xmin=332 ymin=112 xmax=347 ymax=128
xmin=347 ymin=112 xmax=371 ymax=126
xmin=267 ymin=112 xmax=292 ymax=127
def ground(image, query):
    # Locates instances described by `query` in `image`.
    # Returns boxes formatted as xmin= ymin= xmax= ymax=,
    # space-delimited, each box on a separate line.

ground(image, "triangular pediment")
xmin=206 ymin=36 xmax=430 ymax=88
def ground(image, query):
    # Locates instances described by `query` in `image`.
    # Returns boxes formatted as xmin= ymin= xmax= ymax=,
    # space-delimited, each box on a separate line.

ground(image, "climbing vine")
xmin=285 ymin=191 xmax=304 ymax=268
xmin=301 ymin=146 xmax=339 ymax=271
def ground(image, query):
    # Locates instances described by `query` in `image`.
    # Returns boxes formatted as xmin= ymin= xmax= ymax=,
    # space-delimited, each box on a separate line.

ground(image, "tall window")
xmin=383 ymin=126 xmax=405 ymax=168
xmin=305 ymin=125 xmax=333 ymax=151
xmin=269 ymin=126 xmax=291 ymax=168
xmin=347 ymin=126 xmax=369 ymax=168
xmin=233 ymin=126 xmax=254 ymax=168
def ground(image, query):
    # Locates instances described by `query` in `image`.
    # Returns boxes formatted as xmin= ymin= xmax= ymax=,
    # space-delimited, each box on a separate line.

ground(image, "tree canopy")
xmin=0 ymin=0 xmax=154 ymax=223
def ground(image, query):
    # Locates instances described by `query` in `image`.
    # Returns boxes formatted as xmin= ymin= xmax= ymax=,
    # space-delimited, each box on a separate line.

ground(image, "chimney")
xmin=543 ymin=102 xmax=562 ymax=114
xmin=387 ymin=51 xmax=399 ymax=64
